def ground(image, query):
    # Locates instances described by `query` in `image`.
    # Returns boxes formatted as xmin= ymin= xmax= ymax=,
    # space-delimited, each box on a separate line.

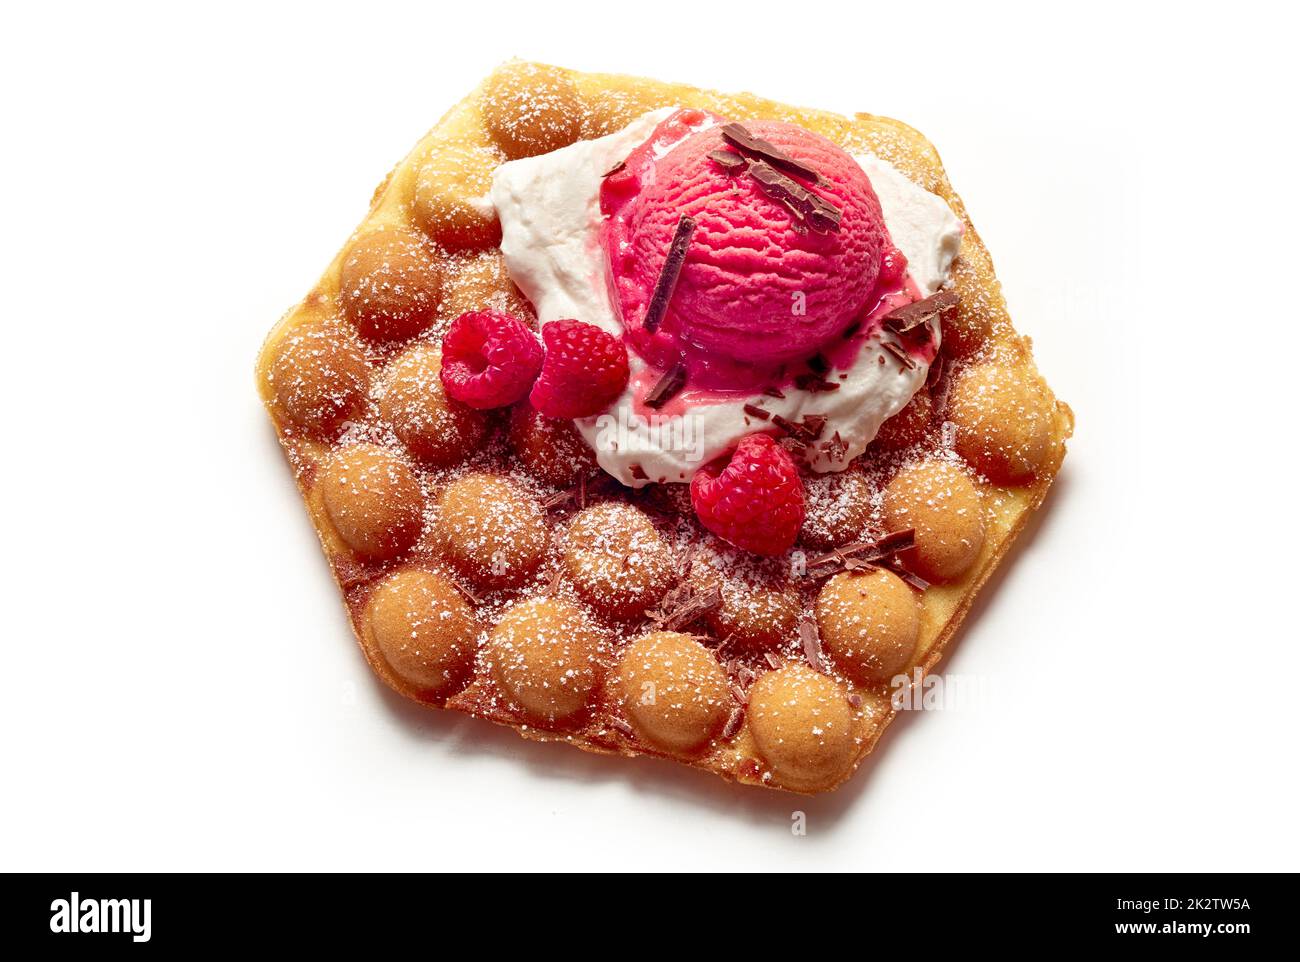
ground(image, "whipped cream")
xmin=491 ymin=110 xmax=962 ymax=487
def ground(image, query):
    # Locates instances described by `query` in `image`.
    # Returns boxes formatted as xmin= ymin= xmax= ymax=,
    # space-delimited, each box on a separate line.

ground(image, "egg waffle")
xmin=255 ymin=61 xmax=1073 ymax=794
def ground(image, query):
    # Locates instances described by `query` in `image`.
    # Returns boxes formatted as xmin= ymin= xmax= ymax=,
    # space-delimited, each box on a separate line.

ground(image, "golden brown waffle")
xmin=255 ymin=61 xmax=1072 ymax=794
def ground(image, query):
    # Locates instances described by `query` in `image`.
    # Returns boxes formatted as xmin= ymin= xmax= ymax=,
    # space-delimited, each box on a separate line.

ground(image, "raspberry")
xmin=690 ymin=434 xmax=805 ymax=556
xmin=529 ymin=319 xmax=629 ymax=419
xmin=439 ymin=310 xmax=542 ymax=410
xmin=878 ymin=246 xmax=909 ymax=288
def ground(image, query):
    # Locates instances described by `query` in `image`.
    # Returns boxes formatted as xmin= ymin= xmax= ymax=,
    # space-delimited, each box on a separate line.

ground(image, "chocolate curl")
xmin=643 ymin=214 xmax=696 ymax=334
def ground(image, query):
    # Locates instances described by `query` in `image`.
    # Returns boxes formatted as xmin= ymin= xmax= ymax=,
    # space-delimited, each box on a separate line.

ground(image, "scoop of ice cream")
xmin=610 ymin=121 xmax=887 ymax=365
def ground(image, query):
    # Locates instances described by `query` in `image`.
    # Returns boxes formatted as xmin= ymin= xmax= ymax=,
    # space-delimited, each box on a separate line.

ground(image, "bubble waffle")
xmin=255 ymin=62 xmax=1073 ymax=794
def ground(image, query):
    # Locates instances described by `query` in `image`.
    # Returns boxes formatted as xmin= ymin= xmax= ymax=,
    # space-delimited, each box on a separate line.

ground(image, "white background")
xmin=2 ymin=1 xmax=1296 ymax=872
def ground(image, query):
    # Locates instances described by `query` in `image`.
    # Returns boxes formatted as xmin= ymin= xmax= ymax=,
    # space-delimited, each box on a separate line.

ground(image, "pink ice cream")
xmin=602 ymin=115 xmax=887 ymax=369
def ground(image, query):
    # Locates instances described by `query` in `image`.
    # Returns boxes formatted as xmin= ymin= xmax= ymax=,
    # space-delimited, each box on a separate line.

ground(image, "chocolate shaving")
xmin=762 ymin=386 xmax=786 ymax=399
xmin=882 ymin=340 xmax=917 ymax=370
xmin=883 ymin=289 xmax=961 ymax=333
xmin=742 ymin=403 xmax=771 ymax=421
xmin=746 ymin=159 xmax=842 ymax=232
xmin=629 ymin=463 xmax=648 ymax=481
xmin=736 ymin=665 xmax=757 ymax=687
xmin=669 ymin=583 xmax=723 ymax=630
xmin=794 ymin=373 xmax=841 ymax=392
xmin=886 ymin=563 xmax=931 ymax=592
xmin=543 ymin=567 xmax=564 ymax=597
xmin=875 ymin=528 xmax=917 ymax=554
xmin=543 ymin=472 xmax=615 ymax=510
xmin=643 ymin=214 xmax=696 ymax=334
xmin=450 ymin=578 xmax=482 ymax=607
xmin=708 ymin=149 xmax=747 ymax=172
xmin=609 ymin=716 xmax=635 ymax=737
xmin=602 ymin=160 xmax=626 ymax=178
xmin=800 ymin=414 xmax=828 ymax=439
xmin=784 ymin=438 xmax=809 ymax=461
xmin=805 ymin=560 xmax=871 ymax=581
xmin=763 ymin=652 xmax=782 ymax=670
xmin=805 ymin=544 xmax=861 ymax=569
xmin=721 ymin=706 xmax=746 ymax=740
xmin=644 ymin=362 xmax=687 ymax=409
xmin=542 ymin=487 xmax=575 ymax=509
xmin=728 ymin=684 xmax=747 ymax=705
xmin=646 ymin=582 xmax=689 ymax=625
xmin=820 ymin=430 xmax=848 ymax=463
xmin=799 ymin=616 xmax=826 ymax=673
xmin=771 ymin=413 xmax=816 ymax=443
xmin=648 ymin=582 xmax=723 ymax=632
xmin=804 ymin=529 xmax=917 ymax=577
xmin=720 ymin=122 xmax=828 ymax=186
xmin=926 ymin=353 xmax=945 ymax=390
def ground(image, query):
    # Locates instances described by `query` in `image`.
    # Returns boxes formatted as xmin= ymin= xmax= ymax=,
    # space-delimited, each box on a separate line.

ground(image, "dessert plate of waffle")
xmin=256 ymin=61 xmax=1072 ymax=794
